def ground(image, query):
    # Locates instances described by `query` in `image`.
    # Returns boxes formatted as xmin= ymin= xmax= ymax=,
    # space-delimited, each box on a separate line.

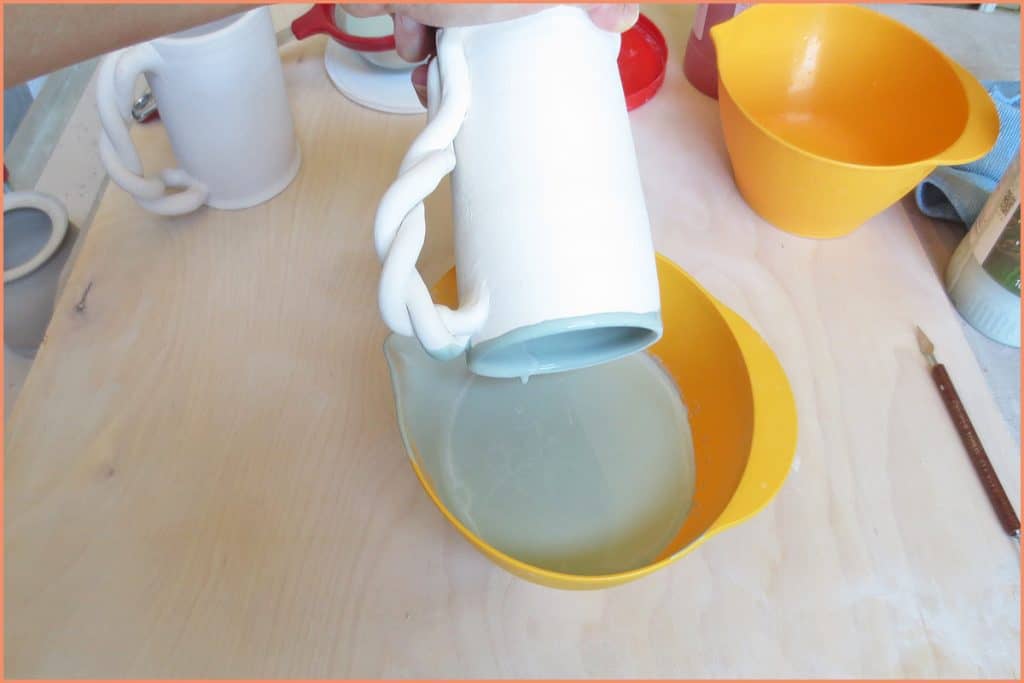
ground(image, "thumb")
xmin=586 ymin=4 xmax=640 ymax=33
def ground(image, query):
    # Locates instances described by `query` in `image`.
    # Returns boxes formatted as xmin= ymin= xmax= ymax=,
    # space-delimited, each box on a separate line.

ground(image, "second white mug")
xmin=97 ymin=8 xmax=301 ymax=216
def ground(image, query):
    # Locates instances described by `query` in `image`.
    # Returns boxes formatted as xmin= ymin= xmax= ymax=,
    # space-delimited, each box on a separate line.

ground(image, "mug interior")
xmin=467 ymin=312 xmax=663 ymax=379
xmin=333 ymin=7 xmax=394 ymax=38
xmin=4 ymin=208 xmax=53 ymax=272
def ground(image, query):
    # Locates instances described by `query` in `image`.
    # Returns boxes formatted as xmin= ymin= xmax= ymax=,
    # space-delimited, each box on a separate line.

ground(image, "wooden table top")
xmin=5 ymin=4 xmax=1020 ymax=677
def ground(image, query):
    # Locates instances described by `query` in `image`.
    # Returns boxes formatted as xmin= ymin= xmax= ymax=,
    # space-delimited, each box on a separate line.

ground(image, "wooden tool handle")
xmin=933 ymin=364 xmax=1020 ymax=537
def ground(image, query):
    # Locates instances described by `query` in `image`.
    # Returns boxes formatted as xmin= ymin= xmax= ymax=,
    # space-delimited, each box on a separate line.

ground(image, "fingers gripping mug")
xmin=97 ymin=8 xmax=301 ymax=216
xmin=375 ymin=7 xmax=662 ymax=379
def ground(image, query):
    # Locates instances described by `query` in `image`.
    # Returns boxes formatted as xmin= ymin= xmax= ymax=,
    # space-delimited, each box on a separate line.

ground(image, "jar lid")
xmin=619 ymin=13 xmax=668 ymax=111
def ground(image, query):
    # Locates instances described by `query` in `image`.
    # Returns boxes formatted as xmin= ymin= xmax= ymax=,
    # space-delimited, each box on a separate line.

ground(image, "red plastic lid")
xmin=618 ymin=13 xmax=668 ymax=111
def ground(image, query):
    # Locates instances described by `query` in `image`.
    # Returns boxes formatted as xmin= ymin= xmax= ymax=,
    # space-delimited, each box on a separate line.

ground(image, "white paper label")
xmin=968 ymin=158 xmax=1020 ymax=262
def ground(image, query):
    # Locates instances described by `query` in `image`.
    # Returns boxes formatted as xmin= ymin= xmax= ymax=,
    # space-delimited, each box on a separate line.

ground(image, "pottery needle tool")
xmin=915 ymin=326 xmax=1020 ymax=543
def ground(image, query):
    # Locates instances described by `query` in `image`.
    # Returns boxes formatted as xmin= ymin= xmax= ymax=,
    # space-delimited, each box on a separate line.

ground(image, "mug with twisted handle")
xmin=97 ymin=8 xmax=301 ymax=216
xmin=375 ymin=7 xmax=662 ymax=379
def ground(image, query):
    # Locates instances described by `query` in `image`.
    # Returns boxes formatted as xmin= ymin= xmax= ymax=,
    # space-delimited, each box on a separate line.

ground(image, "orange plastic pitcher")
xmin=711 ymin=4 xmax=999 ymax=238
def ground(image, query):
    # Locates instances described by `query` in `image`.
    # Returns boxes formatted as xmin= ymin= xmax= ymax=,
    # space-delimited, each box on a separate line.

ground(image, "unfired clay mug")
xmin=97 ymin=8 xmax=301 ymax=216
xmin=375 ymin=7 xmax=661 ymax=379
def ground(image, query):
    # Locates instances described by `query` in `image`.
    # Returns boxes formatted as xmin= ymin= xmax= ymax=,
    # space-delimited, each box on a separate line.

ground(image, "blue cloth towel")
xmin=914 ymin=81 xmax=1020 ymax=226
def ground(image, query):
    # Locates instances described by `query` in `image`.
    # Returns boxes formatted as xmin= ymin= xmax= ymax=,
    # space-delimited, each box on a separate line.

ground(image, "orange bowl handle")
xmin=932 ymin=59 xmax=999 ymax=166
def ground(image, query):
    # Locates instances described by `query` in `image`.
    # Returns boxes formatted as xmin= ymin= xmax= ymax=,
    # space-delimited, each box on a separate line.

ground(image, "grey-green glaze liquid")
xmin=385 ymin=335 xmax=695 ymax=576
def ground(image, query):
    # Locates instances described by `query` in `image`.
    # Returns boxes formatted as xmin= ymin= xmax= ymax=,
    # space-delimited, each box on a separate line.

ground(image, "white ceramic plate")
xmin=323 ymin=40 xmax=425 ymax=116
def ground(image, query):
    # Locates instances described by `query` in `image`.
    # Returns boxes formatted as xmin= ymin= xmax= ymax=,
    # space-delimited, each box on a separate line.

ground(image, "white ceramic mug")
xmin=375 ymin=7 xmax=661 ymax=379
xmin=97 ymin=8 xmax=301 ymax=216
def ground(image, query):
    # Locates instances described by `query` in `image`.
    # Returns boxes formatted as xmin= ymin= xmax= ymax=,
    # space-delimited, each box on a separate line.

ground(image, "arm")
xmin=4 ymin=4 xmax=253 ymax=86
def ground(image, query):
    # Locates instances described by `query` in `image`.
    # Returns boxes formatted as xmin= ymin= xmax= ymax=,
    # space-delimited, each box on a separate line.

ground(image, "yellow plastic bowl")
xmin=389 ymin=254 xmax=797 ymax=590
xmin=711 ymin=4 xmax=998 ymax=238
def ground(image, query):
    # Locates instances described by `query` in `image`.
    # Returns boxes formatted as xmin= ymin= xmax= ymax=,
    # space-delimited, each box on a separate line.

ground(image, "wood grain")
xmin=5 ymin=5 xmax=1020 ymax=678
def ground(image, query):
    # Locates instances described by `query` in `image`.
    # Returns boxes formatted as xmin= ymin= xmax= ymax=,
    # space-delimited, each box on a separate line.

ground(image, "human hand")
xmin=339 ymin=4 xmax=640 ymax=104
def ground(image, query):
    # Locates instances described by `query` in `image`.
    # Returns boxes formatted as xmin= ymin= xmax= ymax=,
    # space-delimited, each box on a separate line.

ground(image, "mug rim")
xmin=4 ymin=191 xmax=69 ymax=284
xmin=466 ymin=311 xmax=663 ymax=379
xmin=332 ymin=5 xmax=393 ymax=39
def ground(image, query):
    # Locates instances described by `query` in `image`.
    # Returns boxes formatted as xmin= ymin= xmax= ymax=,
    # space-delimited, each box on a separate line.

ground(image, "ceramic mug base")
xmin=205 ymin=146 xmax=302 ymax=211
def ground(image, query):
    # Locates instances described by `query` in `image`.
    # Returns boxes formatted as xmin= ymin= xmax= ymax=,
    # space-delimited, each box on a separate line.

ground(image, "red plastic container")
xmin=619 ymin=13 xmax=668 ymax=111
xmin=682 ymin=3 xmax=748 ymax=99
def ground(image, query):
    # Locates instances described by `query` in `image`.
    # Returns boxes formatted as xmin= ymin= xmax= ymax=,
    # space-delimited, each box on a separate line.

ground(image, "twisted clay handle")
xmin=373 ymin=31 xmax=489 ymax=360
